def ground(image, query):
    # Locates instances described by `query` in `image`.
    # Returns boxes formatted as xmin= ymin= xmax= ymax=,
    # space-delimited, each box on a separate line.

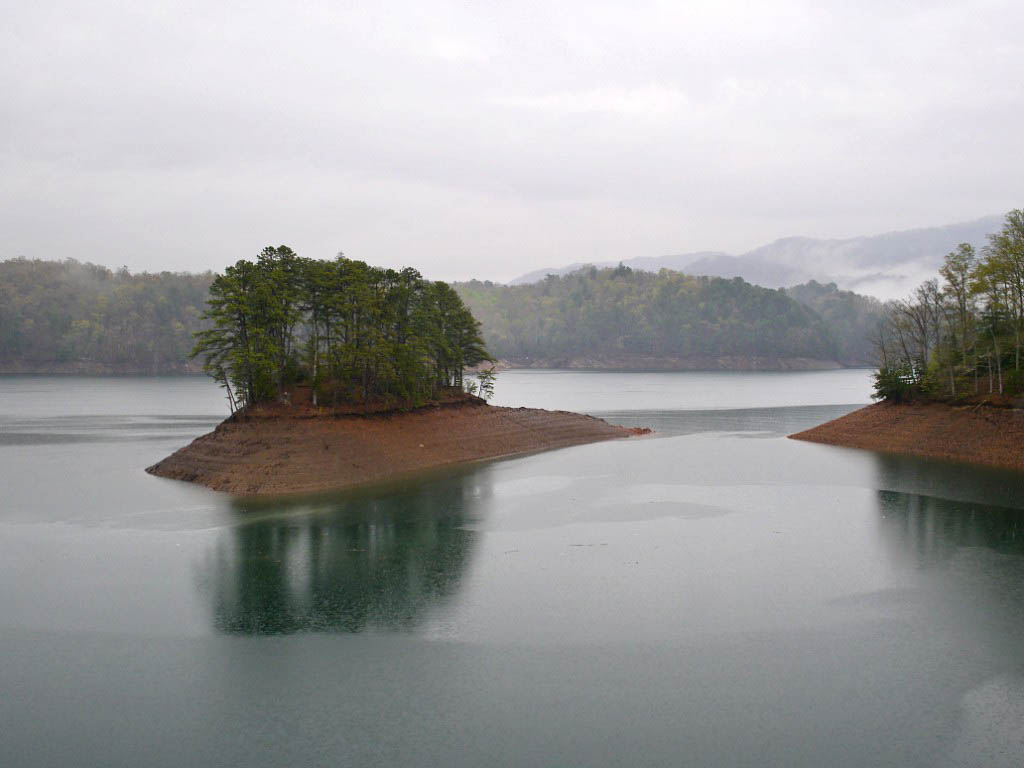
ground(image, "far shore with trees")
xmin=455 ymin=266 xmax=882 ymax=368
xmin=1 ymin=257 xmax=884 ymax=375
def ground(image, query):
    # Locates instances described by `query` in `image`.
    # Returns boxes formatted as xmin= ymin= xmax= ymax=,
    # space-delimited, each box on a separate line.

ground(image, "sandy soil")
xmin=147 ymin=398 xmax=644 ymax=496
xmin=789 ymin=401 xmax=1024 ymax=471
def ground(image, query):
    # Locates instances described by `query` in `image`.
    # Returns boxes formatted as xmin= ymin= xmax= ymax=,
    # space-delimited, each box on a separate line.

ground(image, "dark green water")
xmin=1 ymin=372 xmax=1022 ymax=767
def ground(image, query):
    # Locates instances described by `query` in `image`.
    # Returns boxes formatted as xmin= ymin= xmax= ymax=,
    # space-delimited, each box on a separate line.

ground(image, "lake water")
xmin=2 ymin=370 xmax=1023 ymax=767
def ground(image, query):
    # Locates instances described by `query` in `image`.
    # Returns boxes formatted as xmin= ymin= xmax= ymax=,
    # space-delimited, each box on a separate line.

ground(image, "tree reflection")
xmin=205 ymin=472 xmax=487 ymax=634
xmin=874 ymin=454 xmax=1024 ymax=566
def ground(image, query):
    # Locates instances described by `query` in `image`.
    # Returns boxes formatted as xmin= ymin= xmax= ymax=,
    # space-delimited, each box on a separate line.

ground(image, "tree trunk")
xmin=224 ymin=376 xmax=237 ymax=414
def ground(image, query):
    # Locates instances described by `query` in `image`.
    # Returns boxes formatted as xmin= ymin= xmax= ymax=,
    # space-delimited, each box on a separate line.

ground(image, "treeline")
xmin=0 ymin=258 xmax=212 ymax=373
xmin=192 ymin=247 xmax=490 ymax=410
xmin=455 ymin=266 xmax=846 ymax=364
xmin=783 ymin=280 xmax=885 ymax=365
xmin=873 ymin=210 xmax=1024 ymax=401
xmin=1 ymin=255 xmax=887 ymax=378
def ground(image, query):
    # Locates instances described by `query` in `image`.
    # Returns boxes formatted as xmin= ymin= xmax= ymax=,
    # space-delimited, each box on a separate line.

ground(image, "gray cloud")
xmin=2 ymin=0 xmax=1021 ymax=284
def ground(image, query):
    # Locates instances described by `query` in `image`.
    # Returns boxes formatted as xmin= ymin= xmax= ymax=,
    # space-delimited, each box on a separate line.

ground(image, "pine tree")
xmin=191 ymin=248 xmax=493 ymax=411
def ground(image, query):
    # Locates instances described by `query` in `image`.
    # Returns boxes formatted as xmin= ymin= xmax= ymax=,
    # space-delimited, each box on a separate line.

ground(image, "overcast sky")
xmin=3 ymin=0 xmax=1021 ymax=282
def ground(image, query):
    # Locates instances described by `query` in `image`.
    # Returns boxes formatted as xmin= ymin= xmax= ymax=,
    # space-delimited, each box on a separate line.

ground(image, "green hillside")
xmin=456 ymin=265 xmax=848 ymax=368
xmin=1 ymin=258 xmax=884 ymax=374
xmin=0 ymin=258 xmax=212 ymax=373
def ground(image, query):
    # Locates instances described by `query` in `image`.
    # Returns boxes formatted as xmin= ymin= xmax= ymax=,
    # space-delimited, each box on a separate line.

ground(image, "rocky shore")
xmin=147 ymin=397 xmax=645 ymax=496
xmin=789 ymin=400 xmax=1024 ymax=471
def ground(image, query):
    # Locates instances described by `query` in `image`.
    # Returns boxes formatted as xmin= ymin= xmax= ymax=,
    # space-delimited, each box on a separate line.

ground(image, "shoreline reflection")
xmin=204 ymin=472 xmax=487 ymax=635
xmin=873 ymin=454 xmax=1024 ymax=566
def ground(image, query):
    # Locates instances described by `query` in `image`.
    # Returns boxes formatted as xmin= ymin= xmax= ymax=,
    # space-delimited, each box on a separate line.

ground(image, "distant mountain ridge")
xmin=510 ymin=215 xmax=1004 ymax=299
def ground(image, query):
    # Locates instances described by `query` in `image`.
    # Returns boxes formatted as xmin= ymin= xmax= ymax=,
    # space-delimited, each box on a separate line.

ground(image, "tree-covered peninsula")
xmin=872 ymin=210 xmax=1024 ymax=402
xmin=191 ymin=247 xmax=491 ymax=411
xmin=793 ymin=210 xmax=1024 ymax=472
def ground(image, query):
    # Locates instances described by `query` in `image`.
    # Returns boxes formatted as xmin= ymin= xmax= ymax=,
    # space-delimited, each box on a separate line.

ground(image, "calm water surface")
xmin=2 ymin=371 xmax=1023 ymax=767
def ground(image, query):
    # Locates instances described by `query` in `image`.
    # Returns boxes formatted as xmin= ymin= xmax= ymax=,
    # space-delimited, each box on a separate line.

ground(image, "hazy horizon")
xmin=4 ymin=2 xmax=1022 ymax=283
xmin=0 ymin=212 xmax=1002 ymax=300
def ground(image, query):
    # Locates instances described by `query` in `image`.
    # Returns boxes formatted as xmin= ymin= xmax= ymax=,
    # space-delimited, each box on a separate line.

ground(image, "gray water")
xmin=2 ymin=371 xmax=1023 ymax=767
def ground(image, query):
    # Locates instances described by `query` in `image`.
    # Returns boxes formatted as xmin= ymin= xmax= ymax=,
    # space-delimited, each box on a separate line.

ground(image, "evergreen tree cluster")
xmin=455 ymin=266 xmax=839 ymax=363
xmin=0 ymin=258 xmax=211 ymax=372
xmin=873 ymin=210 xmax=1024 ymax=400
xmin=192 ymin=247 xmax=491 ymax=411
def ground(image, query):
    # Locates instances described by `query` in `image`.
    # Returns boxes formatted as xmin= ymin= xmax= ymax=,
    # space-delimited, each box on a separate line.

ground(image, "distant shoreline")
xmin=4 ymin=356 xmax=851 ymax=376
xmin=789 ymin=401 xmax=1024 ymax=471
xmin=500 ymin=356 xmax=844 ymax=371
xmin=147 ymin=397 xmax=646 ymax=496
xmin=0 ymin=361 xmax=204 ymax=376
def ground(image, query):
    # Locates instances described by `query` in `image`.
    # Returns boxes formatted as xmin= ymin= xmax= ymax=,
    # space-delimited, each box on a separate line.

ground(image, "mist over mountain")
xmin=510 ymin=215 xmax=1004 ymax=299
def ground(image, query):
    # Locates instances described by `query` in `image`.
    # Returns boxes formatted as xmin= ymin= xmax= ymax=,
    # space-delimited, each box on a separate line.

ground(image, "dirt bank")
xmin=789 ymin=401 xmax=1024 ymax=471
xmin=147 ymin=398 xmax=644 ymax=496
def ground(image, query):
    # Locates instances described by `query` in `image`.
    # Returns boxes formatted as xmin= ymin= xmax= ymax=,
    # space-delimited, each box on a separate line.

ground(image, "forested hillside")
xmin=0 ymin=258 xmax=213 ymax=373
xmin=784 ymin=281 xmax=885 ymax=365
xmin=455 ymin=265 xmax=844 ymax=368
xmin=2 ymin=258 xmax=885 ymax=374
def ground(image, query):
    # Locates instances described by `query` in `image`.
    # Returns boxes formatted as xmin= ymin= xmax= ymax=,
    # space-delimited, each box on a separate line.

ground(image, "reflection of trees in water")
xmin=872 ymin=453 xmax=1023 ymax=512
xmin=207 ymin=473 xmax=485 ymax=635
xmin=873 ymin=452 xmax=1024 ymax=566
xmin=875 ymin=456 xmax=1024 ymax=658
xmin=878 ymin=490 xmax=1024 ymax=566
xmin=876 ymin=477 xmax=1024 ymax=566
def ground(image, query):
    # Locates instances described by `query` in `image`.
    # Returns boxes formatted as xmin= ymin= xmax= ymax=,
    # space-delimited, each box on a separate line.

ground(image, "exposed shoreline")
xmin=147 ymin=398 xmax=645 ymax=496
xmin=789 ymin=401 xmax=1024 ymax=471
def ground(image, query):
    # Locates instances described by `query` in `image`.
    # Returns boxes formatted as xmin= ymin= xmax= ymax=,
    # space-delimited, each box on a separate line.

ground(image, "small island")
xmin=792 ymin=210 xmax=1024 ymax=471
xmin=146 ymin=247 xmax=644 ymax=495
xmin=147 ymin=389 xmax=639 ymax=496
